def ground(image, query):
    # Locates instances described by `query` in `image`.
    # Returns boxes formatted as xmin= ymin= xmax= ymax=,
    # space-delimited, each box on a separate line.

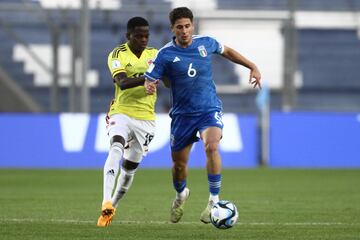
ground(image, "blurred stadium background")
xmin=0 ymin=0 xmax=359 ymax=167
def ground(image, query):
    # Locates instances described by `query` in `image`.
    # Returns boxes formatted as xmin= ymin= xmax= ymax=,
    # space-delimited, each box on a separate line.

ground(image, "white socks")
xmin=112 ymin=167 xmax=136 ymax=207
xmin=176 ymin=188 xmax=188 ymax=200
xmin=102 ymin=142 xmax=123 ymax=204
xmin=209 ymin=194 xmax=219 ymax=204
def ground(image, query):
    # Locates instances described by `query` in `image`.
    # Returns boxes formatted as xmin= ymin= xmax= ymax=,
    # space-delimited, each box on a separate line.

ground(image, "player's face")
xmin=171 ymin=18 xmax=194 ymax=47
xmin=128 ymin=26 xmax=149 ymax=52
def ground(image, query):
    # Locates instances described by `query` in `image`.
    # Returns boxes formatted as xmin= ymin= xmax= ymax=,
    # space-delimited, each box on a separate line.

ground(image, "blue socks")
xmin=173 ymin=174 xmax=221 ymax=202
xmin=173 ymin=179 xmax=186 ymax=193
xmin=208 ymin=173 xmax=221 ymax=195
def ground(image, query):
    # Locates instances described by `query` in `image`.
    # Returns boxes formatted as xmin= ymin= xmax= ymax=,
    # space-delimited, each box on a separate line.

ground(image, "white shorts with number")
xmin=106 ymin=113 xmax=155 ymax=163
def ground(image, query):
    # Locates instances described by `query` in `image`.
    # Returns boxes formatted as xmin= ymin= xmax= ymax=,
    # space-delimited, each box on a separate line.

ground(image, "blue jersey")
xmin=145 ymin=35 xmax=224 ymax=116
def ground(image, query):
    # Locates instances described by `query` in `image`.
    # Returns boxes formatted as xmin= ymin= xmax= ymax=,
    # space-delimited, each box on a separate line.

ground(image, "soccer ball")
xmin=210 ymin=200 xmax=238 ymax=229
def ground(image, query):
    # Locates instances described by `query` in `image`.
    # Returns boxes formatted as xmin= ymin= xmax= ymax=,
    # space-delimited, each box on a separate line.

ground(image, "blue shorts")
xmin=170 ymin=111 xmax=224 ymax=152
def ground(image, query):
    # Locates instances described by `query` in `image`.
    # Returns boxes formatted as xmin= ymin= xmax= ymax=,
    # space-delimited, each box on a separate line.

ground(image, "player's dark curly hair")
xmin=169 ymin=7 xmax=193 ymax=25
xmin=127 ymin=17 xmax=149 ymax=32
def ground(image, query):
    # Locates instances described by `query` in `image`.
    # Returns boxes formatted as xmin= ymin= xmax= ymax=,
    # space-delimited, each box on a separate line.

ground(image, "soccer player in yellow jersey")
xmin=97 ymin=17 xmax=160 ymax=227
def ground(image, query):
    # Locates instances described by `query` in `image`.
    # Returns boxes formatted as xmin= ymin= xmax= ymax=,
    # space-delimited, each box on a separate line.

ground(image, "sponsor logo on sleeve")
xmin=112 ymin=60 xmax=121 ymax=69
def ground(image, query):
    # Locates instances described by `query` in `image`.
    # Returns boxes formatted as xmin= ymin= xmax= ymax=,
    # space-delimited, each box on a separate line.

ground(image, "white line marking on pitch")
xmin=0 ymin=218 xmax=357 ymax=226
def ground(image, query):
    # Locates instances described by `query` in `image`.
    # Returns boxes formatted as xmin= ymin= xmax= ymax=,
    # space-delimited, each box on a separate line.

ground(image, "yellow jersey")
xmin=107 ymin=43 xmax=158 ymax=120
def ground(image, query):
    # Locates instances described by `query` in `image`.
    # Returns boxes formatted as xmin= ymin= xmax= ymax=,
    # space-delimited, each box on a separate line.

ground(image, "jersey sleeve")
xmin=144 ymin=50 xmax=166 ymax=82
xmin=107 ymin=50 xmax=126 ymax=78
xmin=209 ymin=37 xmax=225 ymax=55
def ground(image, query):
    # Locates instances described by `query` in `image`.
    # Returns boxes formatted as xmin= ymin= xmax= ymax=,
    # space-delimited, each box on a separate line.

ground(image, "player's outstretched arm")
xmin=221 ymin=45 xmax=262 ymax=89
xmin=114 ymin=72 xmax=146 ymax=90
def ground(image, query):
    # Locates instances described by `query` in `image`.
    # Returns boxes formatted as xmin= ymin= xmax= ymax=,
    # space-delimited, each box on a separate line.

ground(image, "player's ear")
xmin=126 ymin=32 xmax=130 ymax=40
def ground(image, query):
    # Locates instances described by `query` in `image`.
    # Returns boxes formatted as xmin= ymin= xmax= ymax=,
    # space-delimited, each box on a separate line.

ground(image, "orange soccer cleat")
xmin=97 ymin=201 xmax=116 ymax=227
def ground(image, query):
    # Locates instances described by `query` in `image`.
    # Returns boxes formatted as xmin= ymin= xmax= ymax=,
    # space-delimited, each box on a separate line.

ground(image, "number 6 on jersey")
xmin=187 ymin=63 xmax=197 ymax=77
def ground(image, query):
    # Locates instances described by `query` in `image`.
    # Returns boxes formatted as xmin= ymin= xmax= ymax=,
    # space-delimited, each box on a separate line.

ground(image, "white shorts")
xmin=106 ymin=113 xmax=156 ymax=163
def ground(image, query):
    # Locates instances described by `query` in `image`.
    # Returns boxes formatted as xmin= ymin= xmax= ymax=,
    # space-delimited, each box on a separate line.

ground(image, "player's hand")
xmin=144 ymin=79 xmax=159 ymax=95
xmin=249 ymin=66 xmax=262 ymax=89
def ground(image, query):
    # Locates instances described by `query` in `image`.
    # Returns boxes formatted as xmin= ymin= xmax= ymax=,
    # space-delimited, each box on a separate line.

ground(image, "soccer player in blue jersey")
xmin=144 ymin=7 xmax=261 ymax=224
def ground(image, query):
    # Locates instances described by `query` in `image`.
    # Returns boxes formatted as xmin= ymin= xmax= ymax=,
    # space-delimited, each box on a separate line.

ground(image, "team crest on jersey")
xmin=147 ymin=59 xmax=153 ymax=65
xmin=198 ymin=45 xmax=207 ymax=57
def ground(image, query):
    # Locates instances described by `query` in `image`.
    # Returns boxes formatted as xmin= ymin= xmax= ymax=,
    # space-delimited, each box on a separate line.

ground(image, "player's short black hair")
xmin=127 ymin=17 xmax=149 ymax=32
xmin=169 ymin=7 xmax=193 ymax=25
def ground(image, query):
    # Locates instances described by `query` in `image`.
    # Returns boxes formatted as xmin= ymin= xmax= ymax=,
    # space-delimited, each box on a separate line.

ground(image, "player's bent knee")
xmin=173 ymin=165 xmax=184 ymax=173
xmin=204 ymin=142 xmax=219 ymax=154
xmin=111 ymin=135 xmax=125 ymax=147
xmin=109 ymin=135 xmax=125 ymax=154
xmin=123 ymin=150 xmax=143 ymax=166
xmin=111 ymin=141 xmax=123 ymax=153
xmin=173 ymin=161 xmax=187 ymax=172
xmin=122 ymin=159 xmax=139 ymax=171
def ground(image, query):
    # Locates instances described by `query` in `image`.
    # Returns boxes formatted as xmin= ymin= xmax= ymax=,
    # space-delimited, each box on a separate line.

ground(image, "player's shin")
xmin=103 ymin=142 xmax=124 ymax=204
xmin=200 ymin=174 xmax=221 ymax=223
xmin=111 ymin=166 xmax=136 ymax=207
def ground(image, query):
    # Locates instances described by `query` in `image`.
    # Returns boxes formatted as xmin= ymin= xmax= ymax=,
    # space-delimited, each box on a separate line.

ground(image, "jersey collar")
xmin=126 ymin=42 xmax=145 ymax=59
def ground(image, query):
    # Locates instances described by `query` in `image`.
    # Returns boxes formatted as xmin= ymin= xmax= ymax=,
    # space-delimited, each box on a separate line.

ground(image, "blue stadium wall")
xmin=0 ymin=112 xmax=359 ymax=168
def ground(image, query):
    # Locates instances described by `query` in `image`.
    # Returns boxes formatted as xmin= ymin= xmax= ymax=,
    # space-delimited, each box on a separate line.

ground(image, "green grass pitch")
xmin=0 ymin=168 xmax=359 ymax=240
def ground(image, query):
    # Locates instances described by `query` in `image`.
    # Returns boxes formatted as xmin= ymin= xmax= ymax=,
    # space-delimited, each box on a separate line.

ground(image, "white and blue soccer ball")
xmin=210 ymin=200 xmax=239 ymax=229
